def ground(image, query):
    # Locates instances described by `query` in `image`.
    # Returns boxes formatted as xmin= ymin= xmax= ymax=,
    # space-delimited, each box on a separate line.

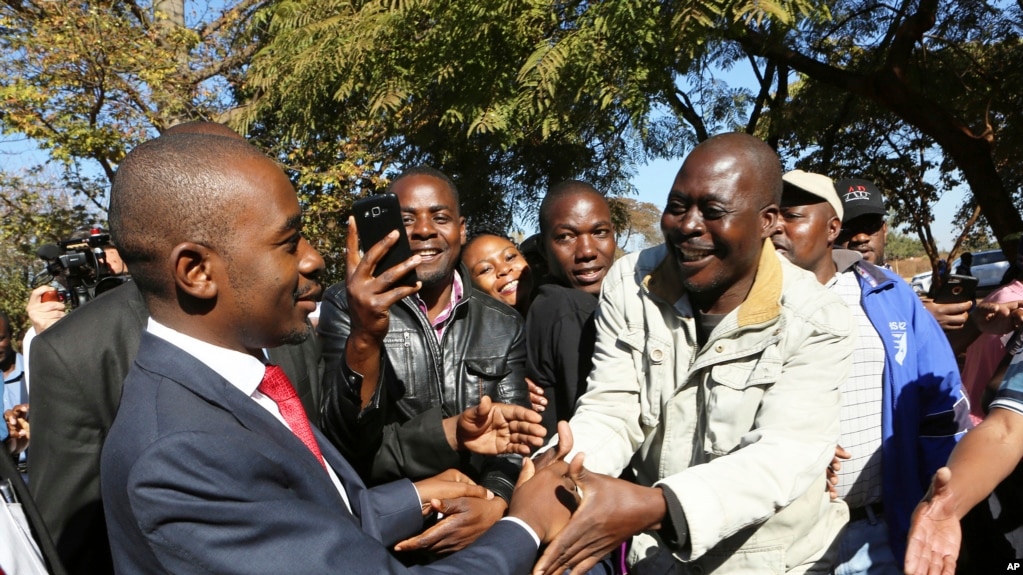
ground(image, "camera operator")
xmin=34 ymin=227 xmax=131 ymax=311
xmin=21 ymin=230 xmax=129 ymax=392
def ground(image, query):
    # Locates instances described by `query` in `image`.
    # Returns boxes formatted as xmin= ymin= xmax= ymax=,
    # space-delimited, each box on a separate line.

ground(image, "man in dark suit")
xmin=27 ymin=123 xmax=323 ymax=575
xmin=100 ymin=130 xmax=573 ymax=574
xmin=28 ymin=281 xmax=322 ymax=575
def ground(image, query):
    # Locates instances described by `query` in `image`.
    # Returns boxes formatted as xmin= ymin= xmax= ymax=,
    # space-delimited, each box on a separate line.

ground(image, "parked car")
xmin=911 ymin=270 xmax=934 ymax=295
xmin=910 ymin=249 xmax=1009 ymax=295
xmin=958 ymin=249 xmax=1010 ymax=288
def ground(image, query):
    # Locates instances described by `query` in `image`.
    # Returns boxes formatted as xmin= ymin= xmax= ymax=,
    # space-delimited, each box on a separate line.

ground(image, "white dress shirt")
xmin=146 ymin=318 xmax=352 ymax=513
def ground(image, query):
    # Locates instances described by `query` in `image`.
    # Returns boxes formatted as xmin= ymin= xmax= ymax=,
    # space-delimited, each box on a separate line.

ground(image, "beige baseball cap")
xmin=782 ymin=170 xmax=843 ymax=220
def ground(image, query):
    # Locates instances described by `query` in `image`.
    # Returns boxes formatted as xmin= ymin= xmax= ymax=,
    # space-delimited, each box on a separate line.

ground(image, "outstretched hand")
xmin=412 ymin=469 xmax=492 ymax=515
xmin=904 ymin=467 xmax=961 ymax=575
xmin=3 ymin=404 xmax=30 ymax=455
xmin=532 ymin=420 xmax=574 ymax=470
xmin=395 ymin=496 xmax=507 ymax=554
xmin=972 ymin=300 xmax=1022 ymax=335
xmin=532 ymin=454 xmax=665 ymax=575
xmin=507 ymin=457 xmax=578 ymax=544
xmin=446 ymin=395 xmax=546 ymax=455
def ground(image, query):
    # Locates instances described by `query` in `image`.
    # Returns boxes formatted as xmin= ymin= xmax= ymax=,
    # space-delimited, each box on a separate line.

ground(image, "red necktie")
xmin=258 ymin=364 xmax=326 ymax=469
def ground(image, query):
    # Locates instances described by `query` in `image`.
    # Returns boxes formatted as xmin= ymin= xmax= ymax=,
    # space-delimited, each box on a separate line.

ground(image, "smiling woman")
xmin=461 ymin=233 xmax=533 ymax=316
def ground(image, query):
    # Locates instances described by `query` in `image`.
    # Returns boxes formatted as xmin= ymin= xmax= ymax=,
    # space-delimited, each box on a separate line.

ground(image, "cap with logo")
xmin=782 ymin=170 xmax=843 ymax=221
xmin=835 ymin=178 xmax=885 ymax=224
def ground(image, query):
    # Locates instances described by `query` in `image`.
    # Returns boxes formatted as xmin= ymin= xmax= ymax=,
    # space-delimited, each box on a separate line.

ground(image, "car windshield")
xmin=952 ymin=250 xmax=1006 ymax=269
xmin=973 ymin=251 xmax=1006 ymax=266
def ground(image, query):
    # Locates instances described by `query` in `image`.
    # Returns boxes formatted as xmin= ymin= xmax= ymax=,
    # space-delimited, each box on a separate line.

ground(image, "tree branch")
xmin=746 ymin=59 xmax=775 ymax=135
xmin=123 ymin=0 xmax=152 ymax=31
xmin=196 ymin=0 xmax=267 ymax=40
xmin=185 ymin=41 xmax=260 ymax=85
xmin=665 ymin=88 xmax=709 ymax=143
xmin=885 ymin=0 xmax=938 ymax=75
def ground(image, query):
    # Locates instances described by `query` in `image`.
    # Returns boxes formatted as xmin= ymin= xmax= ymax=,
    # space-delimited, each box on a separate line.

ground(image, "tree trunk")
xmin=741 ymin=34 xmax=1023 ymax=253
xmin=153 ymin=0 xmax=190 ymax=126
xmin=863 ymin=68 xmax=1023 ymax=250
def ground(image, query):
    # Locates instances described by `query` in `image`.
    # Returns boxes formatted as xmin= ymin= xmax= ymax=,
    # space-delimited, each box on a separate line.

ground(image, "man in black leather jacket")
xmin=318 ymin=167 xmax=538 ymax=555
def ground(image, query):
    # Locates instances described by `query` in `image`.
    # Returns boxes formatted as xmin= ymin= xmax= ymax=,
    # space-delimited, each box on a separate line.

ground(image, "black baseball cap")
xmin=835 ymin=179 xmax=885 ymax=224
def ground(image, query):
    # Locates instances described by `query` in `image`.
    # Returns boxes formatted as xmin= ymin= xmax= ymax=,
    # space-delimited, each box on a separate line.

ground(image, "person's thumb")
xmin=474 ymin=395 xmax=493 ymax=422
xmin=516 ymin=455 xmax=536 ymax=488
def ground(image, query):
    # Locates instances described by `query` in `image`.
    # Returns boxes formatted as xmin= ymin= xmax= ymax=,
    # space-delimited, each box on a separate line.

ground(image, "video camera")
xmin=34 ymin=227 xmax=131 ymax=309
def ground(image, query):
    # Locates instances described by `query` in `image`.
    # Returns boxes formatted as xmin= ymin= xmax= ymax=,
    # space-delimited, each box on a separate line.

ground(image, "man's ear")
xmin=826 ymin=215 xmax=842 ymax=245
xmin=170 ymin=242 xmax=219 ymax=300
xmin=458 ymin=216 xmax=467 ymax=246
xmin=760 ymin=205 xmax=780 ymax=239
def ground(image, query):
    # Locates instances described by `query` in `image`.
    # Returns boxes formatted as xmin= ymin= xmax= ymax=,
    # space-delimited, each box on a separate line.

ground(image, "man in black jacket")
xmin=525 ymin=180 xmax=617 ymax=438
xmin=318 ymin=167 xmax=541 ymax=556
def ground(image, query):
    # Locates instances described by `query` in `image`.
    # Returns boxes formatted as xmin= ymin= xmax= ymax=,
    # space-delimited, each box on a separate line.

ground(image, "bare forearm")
xmin=944 ymin=408 xmax=1023 ymax=518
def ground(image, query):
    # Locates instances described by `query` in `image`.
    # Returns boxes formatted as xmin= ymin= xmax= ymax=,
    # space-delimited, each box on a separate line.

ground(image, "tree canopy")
xmin=745 ymin=0 xmax=1023 ymax=263
xmin=0 ymin=0 xmax=268 ymax=326
xmin=3 ymin=0 xmax=1021 ymax=308
xmin=244 ymin=0 xmax=1021 ymax=269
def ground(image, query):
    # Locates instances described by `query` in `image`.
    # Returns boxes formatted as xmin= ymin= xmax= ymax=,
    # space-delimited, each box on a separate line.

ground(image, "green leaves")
xmin=0 ymin=0 xmax=273 ymax=315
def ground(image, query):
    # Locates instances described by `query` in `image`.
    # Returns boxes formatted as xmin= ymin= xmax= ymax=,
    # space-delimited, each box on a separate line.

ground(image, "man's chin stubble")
xmin=280 ymin=326 xmax=311 ymax=346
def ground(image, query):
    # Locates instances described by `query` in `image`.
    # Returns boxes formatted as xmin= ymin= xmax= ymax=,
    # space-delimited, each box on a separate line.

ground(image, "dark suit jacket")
xmin=101 ymin=334 xmax=537 ymax=574
xmin=28 ymin=281 xmax=322 ymax=575
xmin=0 ymin=450 xmax=66 ymax=575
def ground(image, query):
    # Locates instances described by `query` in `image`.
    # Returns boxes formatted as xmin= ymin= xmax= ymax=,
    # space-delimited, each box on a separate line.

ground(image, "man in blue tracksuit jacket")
xmin=774 ymin=170 xmax=971 ymax=574
xmin=850 ymin=251 xmax=970 ymax=560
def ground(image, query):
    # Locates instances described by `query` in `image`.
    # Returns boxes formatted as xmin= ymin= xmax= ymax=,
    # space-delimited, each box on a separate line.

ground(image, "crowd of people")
xmin=2 ymin=122 xmax=1023 ymax=575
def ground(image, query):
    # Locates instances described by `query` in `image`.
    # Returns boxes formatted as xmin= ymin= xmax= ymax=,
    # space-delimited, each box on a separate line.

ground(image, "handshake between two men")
xmin=410 ymin=399 xmax=665 ymax=575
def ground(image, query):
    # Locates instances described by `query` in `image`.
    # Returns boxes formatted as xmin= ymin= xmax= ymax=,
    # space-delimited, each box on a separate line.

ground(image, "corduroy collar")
xmin=645 ymin=239 xmax=782 ymax=328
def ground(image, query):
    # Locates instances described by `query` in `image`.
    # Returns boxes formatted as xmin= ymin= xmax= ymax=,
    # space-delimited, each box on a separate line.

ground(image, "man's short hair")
xmin=108 ymin=133 xmax=269 ymax=299
xmin=538 ymin=180 xmax=603 ymax=237
xmin=0 ymin=309 xmax=10 ymax=337
xmin=386 ymin=166 xmax=460 ymax=210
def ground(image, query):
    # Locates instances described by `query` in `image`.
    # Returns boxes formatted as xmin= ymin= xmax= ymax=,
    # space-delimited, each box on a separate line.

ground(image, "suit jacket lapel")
xmin=314 ymin=426 xmax=365 ymax=523
xmin=134 ymin=334 xmax=361 ymax=525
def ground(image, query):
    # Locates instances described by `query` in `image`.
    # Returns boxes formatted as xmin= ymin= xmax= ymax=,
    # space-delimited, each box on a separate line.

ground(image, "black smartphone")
xmin=932 ymin=274 xmax=978 ymax=304
xmin=1006 ymin=326 xmax=1023 ymax=356
xmin=352 ymin=193 xmax=417 ymax=287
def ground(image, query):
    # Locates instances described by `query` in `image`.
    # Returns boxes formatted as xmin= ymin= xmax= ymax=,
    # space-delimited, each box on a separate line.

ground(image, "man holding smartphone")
xmin=772 ymin=170 xmax=971 ymax=574
xmin=318 ymin=166 xmax=539 ymax=557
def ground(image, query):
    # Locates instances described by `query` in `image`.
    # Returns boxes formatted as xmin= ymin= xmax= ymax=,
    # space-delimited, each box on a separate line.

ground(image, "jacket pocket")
xmin=383 ymin=331 xmax=416 ymax=399
xmin=464 ymin=356 xmax=512 ymax=405
xmin=703 ymin=354 xmax=779 ymax=456
xmin=619 ymin=327 xmax=671 ymax=428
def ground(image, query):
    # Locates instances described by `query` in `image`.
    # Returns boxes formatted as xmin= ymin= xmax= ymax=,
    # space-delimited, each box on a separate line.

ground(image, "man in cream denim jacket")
xmin=534 ymin=133 xmax=853 ymax=575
